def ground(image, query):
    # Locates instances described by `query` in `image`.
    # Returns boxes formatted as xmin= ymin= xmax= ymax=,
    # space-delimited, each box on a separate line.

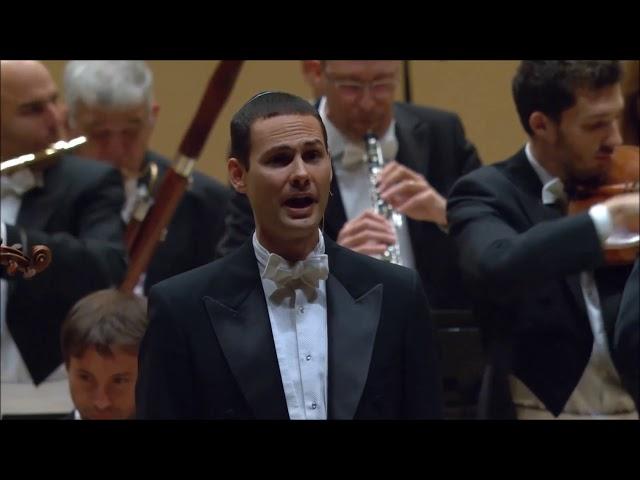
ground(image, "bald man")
xmin=1 ymin=61 xmax=126 ymax=409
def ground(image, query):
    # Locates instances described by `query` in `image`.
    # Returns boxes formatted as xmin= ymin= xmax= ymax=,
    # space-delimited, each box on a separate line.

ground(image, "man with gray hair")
xmin=63 ymin=60 xmax=231 ymax=294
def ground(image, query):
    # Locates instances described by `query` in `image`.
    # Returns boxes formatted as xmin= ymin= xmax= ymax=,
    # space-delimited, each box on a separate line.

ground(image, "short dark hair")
xmin=61 ymin=289 xmax=148 ymax=364
xmin=512 ymin=61 xmax=622 ymax=135
xmin=229 ymin=91 xmax=327 ymax=170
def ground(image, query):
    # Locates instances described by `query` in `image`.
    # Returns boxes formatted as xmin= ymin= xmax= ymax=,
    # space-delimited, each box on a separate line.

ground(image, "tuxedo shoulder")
xmin=58 ymin=154 xmax=120 ymax=181
xmin=149 ymin=247 xmax=246 ymax=299
xmin=329 ymin=241 xmax=420 ymax=292
xmin=189 ymin=169 xmax=232 ymax=203
xmin=451 ymin=161 xmax=505 ymax=191
xmin=49 ymin=155 xmax=121 ymax=198
xmin=462 ymin=162 xmax=502 ymax=181
xmin=150 ymin=259 xmax=217 ymax=292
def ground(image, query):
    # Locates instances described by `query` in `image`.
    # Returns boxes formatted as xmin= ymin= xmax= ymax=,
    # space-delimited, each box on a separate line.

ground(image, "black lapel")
xmin=325 ymin=236 xmax=383 ymax=419
xmin=202 ymin=240 xmax=289 ymax=419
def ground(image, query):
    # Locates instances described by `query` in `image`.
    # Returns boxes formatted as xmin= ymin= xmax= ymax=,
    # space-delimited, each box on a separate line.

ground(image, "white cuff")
xmin=1 ymin=221 xmax=6 ymax=244
xmin=437 ymin=222 xmax=450 ymax=234
xmin=588 ymin=203 xmax=614 ymax=242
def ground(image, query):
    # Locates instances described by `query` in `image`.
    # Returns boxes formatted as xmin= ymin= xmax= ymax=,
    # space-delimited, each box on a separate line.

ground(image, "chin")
xmin=85 ymin=413 xmax=117 ymax=420
xmin=286 ymin=218 xmax=320 ymax=232
xmin=281 ymin=216 xmax=321 ymax=235
xmin=87 ymin=409 xmax=134 ymax=420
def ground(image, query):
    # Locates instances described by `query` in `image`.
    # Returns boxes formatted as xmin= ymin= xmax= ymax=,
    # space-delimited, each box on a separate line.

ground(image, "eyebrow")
xmin=584 ymin=110 xmax=623 ymax=121
xmin=262 ymin=139 xmax=325 ymax=155
xmin=17 ymin=92 xmax=59 ymax=112
xmin=87 ymin=118 xmax=145 ymax=129
xmin=326 ymin=72 xmax=396 ymax=81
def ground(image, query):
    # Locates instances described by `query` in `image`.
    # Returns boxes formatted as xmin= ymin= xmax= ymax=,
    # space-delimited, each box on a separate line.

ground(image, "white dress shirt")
xmin=318 ymin=97 xmax=416 ymax=269
xmin=508 ymin=144 xmax=638 ymax=419
xmin=253 ymin=231 xmax=328 ymax=420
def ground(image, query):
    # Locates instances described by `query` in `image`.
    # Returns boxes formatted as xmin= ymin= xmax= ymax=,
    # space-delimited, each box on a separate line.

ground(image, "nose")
xmin=607 ymin=120 xmax=623 ymax=148
xmin=43 ymin=102 xmax=62 ymax=136
xmin=290 ymin=155 xmax=310 ymax=189
xmin=93 ymin=386 xmax=112 ymax=410
xmin=102 ymin=136 xmax=127 ymax=164
xmin=358 ymin=86 xmax=375 ymax=112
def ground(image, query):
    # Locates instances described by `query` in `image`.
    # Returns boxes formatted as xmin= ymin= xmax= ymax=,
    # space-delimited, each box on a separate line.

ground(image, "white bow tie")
xmin=262 ymin=253 xmax=329 ymax=289
xmin=1 ymin=169 xmax=42 ymax=198
xmin=541 ymin=178 xmax=567 ymax=206
xmin=340 ymin=136 xmax=399 ymax=169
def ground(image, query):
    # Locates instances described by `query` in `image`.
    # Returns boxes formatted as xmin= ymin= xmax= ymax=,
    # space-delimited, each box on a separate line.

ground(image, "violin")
xmin=0 ymin=240 xmax=52 ymax=278
xmin=567 ymin=145 xmax=639 ymax=265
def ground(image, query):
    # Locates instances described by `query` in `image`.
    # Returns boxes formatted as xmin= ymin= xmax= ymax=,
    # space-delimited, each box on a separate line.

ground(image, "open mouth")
xmin=283 ymin=196 xmax=315 ymax=209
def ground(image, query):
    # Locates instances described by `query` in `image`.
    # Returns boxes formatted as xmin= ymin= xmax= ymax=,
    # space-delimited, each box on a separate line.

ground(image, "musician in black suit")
xmin=1 ymin=60 xmax=126 ymax=389
xmin=63 ymin=60 xmax=231 ymax=294
xmin=136 ymin=91 xmax=443 ymax=419
xmin=216 ymin=61 xmax=481 ymax=309
xmin=447 ymin=60 xmax=639 ymax=419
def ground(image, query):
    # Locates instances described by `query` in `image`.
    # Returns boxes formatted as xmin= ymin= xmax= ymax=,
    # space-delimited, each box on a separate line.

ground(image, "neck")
xmin=529 ymin=140 xmax=565 ymax=181
xmin=256 ymin=227 xmax=320 ymax=262
xmin=121 ymin=160 xmax=146 ymax=180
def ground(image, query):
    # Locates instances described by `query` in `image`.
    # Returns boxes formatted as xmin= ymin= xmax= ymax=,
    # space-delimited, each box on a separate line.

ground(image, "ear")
xmin=149 ymin=102 xmax=160 ymax=128
xmin=302 ymin=60 xmax=322 ymax=79
xmin=228 ymin=157 xmax=248 ymax=194
xmin=529 ymin=111 xmax=556 ymax=141
xmin=302 ymin=60 xmax=325 ymax=98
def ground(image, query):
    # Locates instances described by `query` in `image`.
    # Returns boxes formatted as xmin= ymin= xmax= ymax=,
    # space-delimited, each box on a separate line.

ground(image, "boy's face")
xmin=67 ymin=345 xmax=138 ymax=420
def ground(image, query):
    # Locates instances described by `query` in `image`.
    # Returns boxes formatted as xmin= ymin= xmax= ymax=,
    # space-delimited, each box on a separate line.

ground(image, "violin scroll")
xmin=1 ymin=240 xmax=52 ymax=278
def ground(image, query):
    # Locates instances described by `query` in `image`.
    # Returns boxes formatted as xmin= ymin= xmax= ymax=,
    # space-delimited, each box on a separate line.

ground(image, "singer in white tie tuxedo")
xmin=136 ymin=91 xmax=443 ymax=419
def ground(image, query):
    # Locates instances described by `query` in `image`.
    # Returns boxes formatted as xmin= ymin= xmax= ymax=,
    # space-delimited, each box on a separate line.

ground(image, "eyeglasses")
xmin=325 ymin=73 xmax=397 ymax=99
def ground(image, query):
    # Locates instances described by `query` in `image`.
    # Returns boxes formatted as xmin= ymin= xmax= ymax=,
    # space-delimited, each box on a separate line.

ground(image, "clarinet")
xmin=364 ymin=132 xmax=402 ymax=264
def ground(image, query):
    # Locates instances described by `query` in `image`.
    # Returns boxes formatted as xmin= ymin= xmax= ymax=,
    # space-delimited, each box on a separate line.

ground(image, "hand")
xmin=337 ymin=210 xmax=397 ymax=256
xmin=604 ymin=192 xmax=640 ymax=232
xmin=377 ymin=161 xmax=447 ymax=225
